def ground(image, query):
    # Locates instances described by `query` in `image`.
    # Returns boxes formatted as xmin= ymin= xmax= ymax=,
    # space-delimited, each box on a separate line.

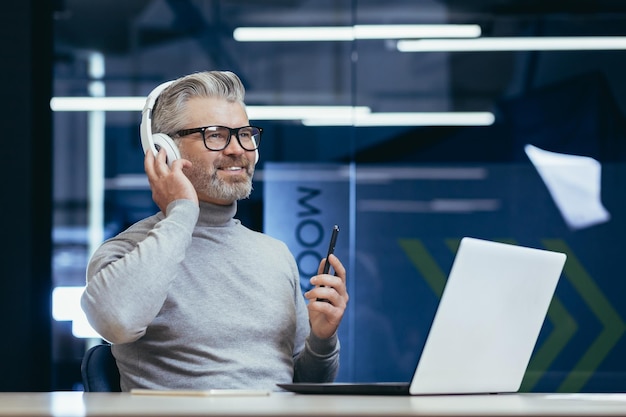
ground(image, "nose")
xmin=223 ymin=132 xmax=246 ymax=156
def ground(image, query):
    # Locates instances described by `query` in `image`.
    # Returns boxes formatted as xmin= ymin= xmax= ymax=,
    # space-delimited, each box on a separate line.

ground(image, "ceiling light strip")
xmin=247 ymin=106 xmax=371 ymax=120
xmin=50 ymin=98 xmax=371 ymax=118
xmin=397 ymin=37 xmax=626 ymax=52
xmin=303 ymin=112 xmax=495 ymax=127
xmin=50 ymin=98 xmax=493 ymax=127
xmin=50 ymin=97 xmax=145 ymax=111
xmin=233 ymin=24 xmax=481 ymax=42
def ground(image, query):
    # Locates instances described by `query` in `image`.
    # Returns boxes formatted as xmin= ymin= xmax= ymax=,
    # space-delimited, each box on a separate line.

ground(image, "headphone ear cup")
xmin=152 ymin=133 xmax=181 ymax=166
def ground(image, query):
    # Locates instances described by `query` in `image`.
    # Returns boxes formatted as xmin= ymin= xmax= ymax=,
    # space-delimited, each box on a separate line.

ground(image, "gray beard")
xmin=184 ymin=154 xmax=254 ymax=202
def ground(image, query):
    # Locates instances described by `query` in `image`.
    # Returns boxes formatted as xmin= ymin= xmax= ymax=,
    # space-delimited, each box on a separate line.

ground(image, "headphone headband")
xmin=140 ymin=81 xmax=176 ymax=160
xmin=142 ymin=81 xmax=174 ymax=116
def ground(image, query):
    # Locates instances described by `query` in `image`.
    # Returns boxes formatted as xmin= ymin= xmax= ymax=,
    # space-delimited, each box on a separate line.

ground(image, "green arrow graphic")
xmin=398 ymin=239 xmax=447 ymax=297
xmin=543 ymin=239 xmax=626 ymax=392
xmin=521 ymin=295 xmax=577 ymax=391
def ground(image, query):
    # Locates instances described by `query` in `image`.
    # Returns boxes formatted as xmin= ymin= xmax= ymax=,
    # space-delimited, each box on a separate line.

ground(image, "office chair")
xmin=81 ymin=343 xmax=122 ymax=392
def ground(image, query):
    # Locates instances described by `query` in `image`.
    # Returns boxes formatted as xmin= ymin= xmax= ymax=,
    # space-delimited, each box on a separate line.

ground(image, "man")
xmin=81 ymin=70 xmax=349 ymax=392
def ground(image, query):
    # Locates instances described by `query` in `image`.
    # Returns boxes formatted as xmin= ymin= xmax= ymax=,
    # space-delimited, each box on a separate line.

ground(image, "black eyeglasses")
xmin=175 ymin=125 xmax=263 ymax=151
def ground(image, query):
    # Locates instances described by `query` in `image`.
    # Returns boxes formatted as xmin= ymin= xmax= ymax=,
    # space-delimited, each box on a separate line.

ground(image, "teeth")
xmin=224 ymin=166 xmax=242 ymax=171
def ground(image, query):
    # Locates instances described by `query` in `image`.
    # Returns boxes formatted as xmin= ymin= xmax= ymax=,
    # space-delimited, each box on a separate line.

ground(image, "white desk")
xmin=2 ymin=392 xmax=626 ymax=416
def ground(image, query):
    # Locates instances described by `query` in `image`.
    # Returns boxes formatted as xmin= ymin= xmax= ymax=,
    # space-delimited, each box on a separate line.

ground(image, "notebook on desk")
xmin=278 ymin=237 xmax=567 ymax=396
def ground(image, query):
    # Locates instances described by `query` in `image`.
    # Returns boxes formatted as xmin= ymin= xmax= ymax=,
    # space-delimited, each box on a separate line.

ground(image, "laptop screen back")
xmin=409 ymin=237 xmax=566 ymax=395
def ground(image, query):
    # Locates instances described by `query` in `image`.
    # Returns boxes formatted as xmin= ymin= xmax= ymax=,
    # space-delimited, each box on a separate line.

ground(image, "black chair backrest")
xmin=81 ymin=344 xmax=122 ymax=392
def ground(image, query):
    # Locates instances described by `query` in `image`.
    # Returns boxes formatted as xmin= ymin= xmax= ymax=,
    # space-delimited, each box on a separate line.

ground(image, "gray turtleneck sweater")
xmin=81 ymin=199 xmax=339 ymax=392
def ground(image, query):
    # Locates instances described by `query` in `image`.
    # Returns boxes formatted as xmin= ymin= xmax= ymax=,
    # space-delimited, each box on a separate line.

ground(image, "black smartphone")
xmin=317 ymin=225 xmax=339 ymax=302
xmin=322 ymin=225 xmax=340 ymax=274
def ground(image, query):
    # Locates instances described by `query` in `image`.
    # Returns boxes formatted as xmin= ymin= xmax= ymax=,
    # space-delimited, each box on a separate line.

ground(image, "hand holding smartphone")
xmin=317 ymin=225 xmax=339 ymax=302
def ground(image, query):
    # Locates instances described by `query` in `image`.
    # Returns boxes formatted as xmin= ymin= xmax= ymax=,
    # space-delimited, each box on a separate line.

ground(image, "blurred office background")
xmin=2 ymin=0 xmax=626 ymax=391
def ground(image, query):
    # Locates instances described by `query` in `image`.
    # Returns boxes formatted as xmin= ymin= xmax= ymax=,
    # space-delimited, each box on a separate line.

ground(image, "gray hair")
xmin=152 ymin=71 xmax=246 ymax=140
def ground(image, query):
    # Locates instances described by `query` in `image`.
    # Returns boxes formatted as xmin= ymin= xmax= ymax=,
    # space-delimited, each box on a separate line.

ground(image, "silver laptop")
xmin=278 ymin=237 xmax=567 ymax=395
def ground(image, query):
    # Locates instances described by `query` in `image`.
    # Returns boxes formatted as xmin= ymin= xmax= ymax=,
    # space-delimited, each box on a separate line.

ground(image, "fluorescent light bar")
xmin=235 ymin=27 xmax=353 ymax=42
xmin=50 ymin=98 xmax=492 ymax=127
xmin=354 ymin=24 xmax=481 ymax=40
xmin=397 ymin=36 xmax=626 ymax=52
xmin=247 ymin=105 xmax=371 ymax=120
xmin=303 ymin=112 xmax=495 ymax=127
xmin=50 ymin=96 xmax=145 ymax=111
xmin=233 ymin=24 xmax=481 ymax=42
xmin=50 ymin=98 xmax=372 ymax=120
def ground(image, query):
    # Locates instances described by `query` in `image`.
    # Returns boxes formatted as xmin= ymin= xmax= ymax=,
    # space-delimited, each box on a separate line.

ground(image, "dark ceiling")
xmin=51 ymin=0 xmax=626 ymax=143
xmin=54 ymin=0 xmax=626 ymax=56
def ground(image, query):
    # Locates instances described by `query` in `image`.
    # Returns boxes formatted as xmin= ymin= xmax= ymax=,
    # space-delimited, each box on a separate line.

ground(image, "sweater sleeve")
xmin=81 ymin=200 xmax=199 ymax=344
xmin=291 ymin=254 xmax=340 ymax=382
xmin=293 ymin=332 xmax=340 ymax=383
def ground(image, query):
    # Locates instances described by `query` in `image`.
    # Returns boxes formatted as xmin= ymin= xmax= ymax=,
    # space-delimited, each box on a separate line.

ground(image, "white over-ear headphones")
xmin=140 ymin=81 xmax=181 ymax=166
xmin=140 ymin=80 xmax=260 ymax=166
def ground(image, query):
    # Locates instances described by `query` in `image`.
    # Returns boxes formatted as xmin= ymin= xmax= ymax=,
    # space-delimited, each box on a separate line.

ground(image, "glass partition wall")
xmin=53 ymin=0 xmax=626 ymax=391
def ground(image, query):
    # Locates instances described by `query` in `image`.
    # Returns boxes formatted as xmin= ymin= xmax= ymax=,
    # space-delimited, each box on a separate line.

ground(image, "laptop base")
xmin=277 ymin=382 xmax=410 ymax=396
